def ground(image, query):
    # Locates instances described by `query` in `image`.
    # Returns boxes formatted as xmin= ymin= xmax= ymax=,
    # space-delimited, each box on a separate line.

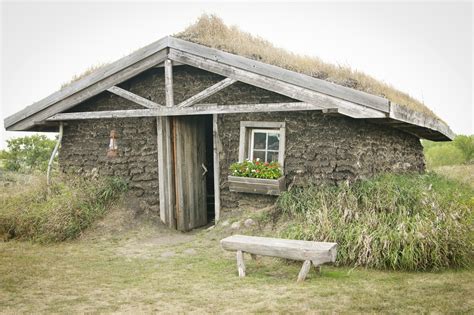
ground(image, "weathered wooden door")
xmin=173 ymin=116 xmax=208 ymax=231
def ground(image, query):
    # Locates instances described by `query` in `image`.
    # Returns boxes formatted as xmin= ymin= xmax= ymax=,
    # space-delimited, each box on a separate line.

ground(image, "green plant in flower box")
xmin=230 ymin=159 xmax=282 ymax=179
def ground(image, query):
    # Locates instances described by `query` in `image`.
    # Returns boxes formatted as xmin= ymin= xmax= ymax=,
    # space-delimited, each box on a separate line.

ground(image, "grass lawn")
xmin=1 ymin=220 xmax=473 ymax=313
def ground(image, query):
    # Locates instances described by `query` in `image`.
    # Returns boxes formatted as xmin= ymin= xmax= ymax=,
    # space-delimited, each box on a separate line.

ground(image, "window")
xmin=238 ymin=121 xmax=286 ymax=169
xmin=250 ymin=129 xmax=280 ymax=163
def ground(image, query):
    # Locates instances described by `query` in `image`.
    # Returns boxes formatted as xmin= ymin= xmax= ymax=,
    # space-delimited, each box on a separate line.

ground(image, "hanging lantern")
xmin=107 ymin=130 xmax=118 ymax=158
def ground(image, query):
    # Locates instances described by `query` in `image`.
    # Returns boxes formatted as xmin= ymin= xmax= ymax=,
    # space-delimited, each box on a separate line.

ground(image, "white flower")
xmin=256 ymin=158 xmax=260 ymax=162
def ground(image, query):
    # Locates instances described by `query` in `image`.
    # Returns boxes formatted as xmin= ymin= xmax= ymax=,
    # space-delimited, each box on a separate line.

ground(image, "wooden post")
xmin=212 ymin=114 xmax=221 ymax=223
xmin=236 ymin=250 xmax=246 ymax=277
xmin=297 ymin=260 xmax=311 ymax=282
xmin=157 ymin=59 xmax=176 ymax=228
xmin=165 ymin=59 xmax=174 ymax=107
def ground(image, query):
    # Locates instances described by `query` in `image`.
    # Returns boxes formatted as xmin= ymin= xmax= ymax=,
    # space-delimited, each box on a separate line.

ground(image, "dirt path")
xmin=115 ymin=224 xmax=200 ymax=259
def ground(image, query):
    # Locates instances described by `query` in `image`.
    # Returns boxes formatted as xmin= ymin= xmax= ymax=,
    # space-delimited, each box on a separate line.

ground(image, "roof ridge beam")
xmin=178 ymin=78 xmax=237 ymax=108
xmin=107 ymin=86 xmax=163 ymax=108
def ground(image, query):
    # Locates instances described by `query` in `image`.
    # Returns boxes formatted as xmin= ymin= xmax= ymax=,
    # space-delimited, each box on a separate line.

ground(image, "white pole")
xmin=47 ymin=122 xmax=63 ymax=186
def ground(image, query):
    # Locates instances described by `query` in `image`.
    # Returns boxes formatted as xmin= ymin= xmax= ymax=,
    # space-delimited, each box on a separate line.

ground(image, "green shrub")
xmin=0 ymin=135 xmax=56 ymax=172
xmin=277 ymin=173 xmax=473 ymax=271
xmin=422 ymin=135 xmax=474 ymax=168
xmin=453 ymin=135 xmax=474 ymax=162
xmin=230 ymin=160 xmax=282 ymax=179
xmin=424 ymin=144 xmax=465 ymax=168
xmin=0 ymin=175 xmax=128 ymax=242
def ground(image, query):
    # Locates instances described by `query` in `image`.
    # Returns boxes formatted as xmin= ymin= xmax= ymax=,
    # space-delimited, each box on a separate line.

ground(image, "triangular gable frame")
xmin=4 ymin=36 xmax=454 ymax=140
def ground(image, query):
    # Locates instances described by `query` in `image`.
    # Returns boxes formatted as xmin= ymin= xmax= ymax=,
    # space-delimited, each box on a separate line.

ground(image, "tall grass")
xmin=0 ymin=174 xmax=127 ymax=242
xmin=277 ymin=173 xmax=473 ymax=271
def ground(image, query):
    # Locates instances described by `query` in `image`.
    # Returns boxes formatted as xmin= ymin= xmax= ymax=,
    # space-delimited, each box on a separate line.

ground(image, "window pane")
xmin=253 ymin=132 xmax=266 ymax=150
xmin=267 ymin=133 xmax=280 ymax=150
xmin=253 ymin=150 xmax=265 ymax=161
xmin=267 ymin=151 xmax=279 ymax=162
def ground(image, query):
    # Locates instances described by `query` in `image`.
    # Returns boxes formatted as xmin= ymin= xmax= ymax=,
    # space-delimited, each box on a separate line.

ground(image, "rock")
xmin=231 ymin=221 xmax=241 ymax=230
xmin=221 ymin=220 xmax=230 ymax=227
xmin=244 ymin=218 xmax=255 ymax=228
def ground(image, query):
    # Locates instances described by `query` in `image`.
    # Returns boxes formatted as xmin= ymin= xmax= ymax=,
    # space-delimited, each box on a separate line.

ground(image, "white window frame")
xmin=238 ymin=121 xmax=286 ymax=171
xmin=249 ymin=129 xmax=281 ymax=163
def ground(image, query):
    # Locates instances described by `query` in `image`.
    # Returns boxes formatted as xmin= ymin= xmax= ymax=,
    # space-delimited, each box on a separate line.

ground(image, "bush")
xmin=230 ymin=160 xmax=282 ymax=179
xmin=0 ymin=175 xmax=128 ymax=242
xmin=422 ymin=135 xmax=474 ymax=168
xmin=277 ymin=173 xmax=473 ymax=271
xmin=453 ymin=135 xmax=474 ymax=162
xmin=0 ymin=135 xmax=56 ymax=172
xmin=424 ymin=144 xmax=465 ymax=168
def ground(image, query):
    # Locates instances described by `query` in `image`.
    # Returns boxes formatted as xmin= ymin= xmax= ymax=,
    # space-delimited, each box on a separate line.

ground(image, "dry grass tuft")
xmin=433 ymin=165 xmax=474 ymax=188
xmin=176 ymin=14 xmax=440 ymax=120
xmin=60 ymin=63 xmax=109 ymax=89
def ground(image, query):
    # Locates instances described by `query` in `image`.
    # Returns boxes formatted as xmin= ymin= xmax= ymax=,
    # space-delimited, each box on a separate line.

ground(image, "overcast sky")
xmin=1 ymin=1 xmax=472 ymax=149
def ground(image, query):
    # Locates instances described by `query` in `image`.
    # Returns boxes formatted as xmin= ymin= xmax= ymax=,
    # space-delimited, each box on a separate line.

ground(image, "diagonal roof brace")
xmin=107 ymin=86 xmax=164 ymax=108
xmin=178 ymin=78 xmax=237 ymax=108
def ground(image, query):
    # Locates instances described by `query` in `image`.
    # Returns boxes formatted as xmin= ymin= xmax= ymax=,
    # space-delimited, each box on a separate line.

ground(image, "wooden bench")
xmin=221 ymin=235 xmax=337 ymax=282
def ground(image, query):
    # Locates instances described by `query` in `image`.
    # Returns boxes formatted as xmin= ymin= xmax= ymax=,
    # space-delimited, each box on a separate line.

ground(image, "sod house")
xmin=4 ymin=22 xmax=454 ymax=231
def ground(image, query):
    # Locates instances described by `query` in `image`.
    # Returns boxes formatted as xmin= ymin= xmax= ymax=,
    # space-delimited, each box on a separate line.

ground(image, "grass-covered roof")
xmin=175 ymin=14 xmax=441 ymax=121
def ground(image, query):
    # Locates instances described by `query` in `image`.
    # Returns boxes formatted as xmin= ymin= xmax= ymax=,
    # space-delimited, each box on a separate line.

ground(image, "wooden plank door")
xmin=173 ymin=116 xmax=208 ymax=231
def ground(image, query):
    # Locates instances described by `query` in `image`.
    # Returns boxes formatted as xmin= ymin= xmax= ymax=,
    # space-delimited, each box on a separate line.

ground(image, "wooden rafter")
xmin=168 ymin=48 xmax=386 ymax=119
xmin=178 ymin=78 xmax=237 ymax=108
xmin=168 ymin=37 xmax=390 ymax=112
xmin=107 ymin=86 xmax=163 ymax=108
xmin=6 ymin=39 xmax=170 ymax=131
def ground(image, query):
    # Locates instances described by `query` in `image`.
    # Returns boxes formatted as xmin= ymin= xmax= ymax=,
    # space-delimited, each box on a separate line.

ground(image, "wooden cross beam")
xmin=46 ymin=102 xmax=330 ymax=121
xmin=178 ymin=78 xmax=237 ymax=108
xmin=107 ymin=86 xmax=163 ymax=108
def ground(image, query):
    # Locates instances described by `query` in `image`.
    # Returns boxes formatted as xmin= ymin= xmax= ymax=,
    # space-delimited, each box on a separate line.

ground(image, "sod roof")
xmin=175 ymin=14 xmax=441 ymax=122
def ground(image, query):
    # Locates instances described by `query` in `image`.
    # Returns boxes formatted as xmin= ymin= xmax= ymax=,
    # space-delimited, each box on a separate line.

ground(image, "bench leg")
xmin=236 ymin=250 xmax=246 ymax=277
xmin=250 ymin=254 xmax=257 ymax=261
xmin=312 ymin=261 xmax=322 ymax=276
xmin=297 ymin=260 xmax=311 ymax=282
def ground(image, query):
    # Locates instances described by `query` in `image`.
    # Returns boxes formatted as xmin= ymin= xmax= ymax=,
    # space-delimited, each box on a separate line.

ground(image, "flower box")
xmin=228 ymin=175 xmax=286 ymax=196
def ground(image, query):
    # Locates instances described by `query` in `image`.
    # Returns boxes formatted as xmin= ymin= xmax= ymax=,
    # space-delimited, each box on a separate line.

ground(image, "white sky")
xmin=1 ymin=1 xmax=473 ymax=149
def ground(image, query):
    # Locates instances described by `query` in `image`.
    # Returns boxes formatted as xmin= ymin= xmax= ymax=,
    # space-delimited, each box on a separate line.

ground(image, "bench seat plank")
xmin=221 ymin=235 xmax=337 ymax=263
